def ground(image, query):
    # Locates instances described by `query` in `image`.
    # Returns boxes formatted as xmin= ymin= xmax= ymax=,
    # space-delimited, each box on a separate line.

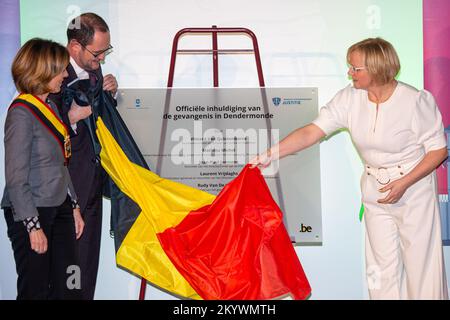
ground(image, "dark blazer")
xmin=48 ymin=63 xmax=104 ymax=213
xmin=1 ymin=98 xmax=77 ymax=221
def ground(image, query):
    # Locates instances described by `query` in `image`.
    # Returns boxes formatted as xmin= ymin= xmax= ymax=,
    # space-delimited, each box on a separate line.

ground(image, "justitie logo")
xmin=272 ymin=97 xmax=281 ymax=106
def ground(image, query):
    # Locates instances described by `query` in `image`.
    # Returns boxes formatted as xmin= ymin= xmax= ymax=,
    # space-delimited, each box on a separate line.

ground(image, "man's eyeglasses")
xmin=348 ymin=65 xmax=365 ymax=73
xmin=80 ymin=43 xmax=113 ymax=58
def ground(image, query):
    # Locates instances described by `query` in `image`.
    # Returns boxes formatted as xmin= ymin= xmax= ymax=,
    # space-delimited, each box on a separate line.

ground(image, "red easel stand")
xmin=139 ymin=26 xmax=284 ymax=300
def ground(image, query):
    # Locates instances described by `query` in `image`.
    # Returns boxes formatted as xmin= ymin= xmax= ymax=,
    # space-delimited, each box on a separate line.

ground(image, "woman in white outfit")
xmin=251 ymin=37 xmax=448 ymax=300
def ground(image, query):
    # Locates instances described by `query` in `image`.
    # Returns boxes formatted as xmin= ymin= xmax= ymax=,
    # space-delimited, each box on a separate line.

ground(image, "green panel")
xmin=19 ymin=0 xmax=423 ymax=88
xmin=20 ymin=0 xmax=110 ymax=45
xmin=369 ymin=0 xmax=423 ymax=88
xmin=315 ymin=0 xmax=422 ymax=88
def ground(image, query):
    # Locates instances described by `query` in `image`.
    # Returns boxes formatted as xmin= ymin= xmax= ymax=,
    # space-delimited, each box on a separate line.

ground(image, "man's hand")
xmin=29 ymin=229 xmax=48 ymax=254
xmin=68 ymin=101 xmax=92 ymax=125
xmin=103 ymin=74 xmax=118 ymax=95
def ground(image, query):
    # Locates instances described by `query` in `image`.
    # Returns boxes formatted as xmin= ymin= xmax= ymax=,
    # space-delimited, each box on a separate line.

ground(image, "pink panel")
xmin=423 ymin=0 xmax=450 ymax=194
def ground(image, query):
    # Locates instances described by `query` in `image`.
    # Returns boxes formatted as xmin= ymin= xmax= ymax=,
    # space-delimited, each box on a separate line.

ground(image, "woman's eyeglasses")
xmin=348 ymin=65 xmax=365 ymax=73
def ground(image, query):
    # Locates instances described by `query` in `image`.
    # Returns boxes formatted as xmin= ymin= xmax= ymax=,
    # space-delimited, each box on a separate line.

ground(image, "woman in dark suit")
xmin=2 ymin=38 xmax=84 ymax=299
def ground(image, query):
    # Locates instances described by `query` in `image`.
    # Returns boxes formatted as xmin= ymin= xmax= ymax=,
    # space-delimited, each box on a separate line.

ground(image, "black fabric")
xmin=96 ymin=91 xmax=149 ymax=250
xmin=48 ymin=65 xmax=100 ymax=214
xmin=77 ymin=166 xmax=103 ymax=300
xmin=4 ymin=196 xmax=81 ymax=300
xmin=47 ymin=65 xmax=104 ymax=300
xmin=49 ymin=64 xmax=149 ymax=255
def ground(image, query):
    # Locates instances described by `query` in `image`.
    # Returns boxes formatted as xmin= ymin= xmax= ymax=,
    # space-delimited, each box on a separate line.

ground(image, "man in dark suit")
xmin=49 ymin=12 xmax=118 ymax=300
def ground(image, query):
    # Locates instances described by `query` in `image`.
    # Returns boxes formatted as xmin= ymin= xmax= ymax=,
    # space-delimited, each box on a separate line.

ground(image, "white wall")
xmin=1 ymin=0 xmax=448 ymax=300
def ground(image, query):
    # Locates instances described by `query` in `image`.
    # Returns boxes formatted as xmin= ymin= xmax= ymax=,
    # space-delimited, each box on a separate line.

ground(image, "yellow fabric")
xmin=96 ymin=117 xmax=215 ymax=299
xmin=19 ymin=94 xmax=69 ymax=138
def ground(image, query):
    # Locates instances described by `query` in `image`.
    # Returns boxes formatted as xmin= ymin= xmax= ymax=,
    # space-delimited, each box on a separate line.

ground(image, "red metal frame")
xmin=167 ymin=26 xmax=265 ymax=88
xmin=139 ymin=25 xmax=267 ymax=300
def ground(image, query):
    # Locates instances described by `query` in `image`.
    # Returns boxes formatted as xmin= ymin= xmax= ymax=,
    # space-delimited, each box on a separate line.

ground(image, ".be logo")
xmin=299 ymin=223 xmax=312 ymax=233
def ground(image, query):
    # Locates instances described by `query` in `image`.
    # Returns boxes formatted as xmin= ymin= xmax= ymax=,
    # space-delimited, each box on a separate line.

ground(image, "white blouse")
xmin=312 ymin=82 xmax=446 ymax=168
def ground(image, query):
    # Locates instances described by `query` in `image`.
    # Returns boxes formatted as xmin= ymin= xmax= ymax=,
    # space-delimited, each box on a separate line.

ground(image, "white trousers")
xmin=362 ymin=169 xmax=448 ymax=300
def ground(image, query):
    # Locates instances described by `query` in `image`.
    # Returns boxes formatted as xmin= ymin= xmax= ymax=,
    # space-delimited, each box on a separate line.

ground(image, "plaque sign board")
xmin=117 ymin=88 xmax=322 ymax=245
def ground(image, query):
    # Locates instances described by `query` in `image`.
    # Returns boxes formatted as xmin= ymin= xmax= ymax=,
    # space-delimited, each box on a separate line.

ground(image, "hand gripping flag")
xmin=96 ymin=117 xmax=311 ymax=300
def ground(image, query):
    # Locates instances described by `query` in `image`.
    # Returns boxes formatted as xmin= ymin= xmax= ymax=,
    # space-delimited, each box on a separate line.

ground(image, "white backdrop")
xmin=1 ymin=0 xmax=448 ymax=300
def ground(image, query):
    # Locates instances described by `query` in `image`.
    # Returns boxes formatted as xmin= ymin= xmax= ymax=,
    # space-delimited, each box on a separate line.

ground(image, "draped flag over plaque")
xmin=96 ymin=117 xmax=311 ymax=299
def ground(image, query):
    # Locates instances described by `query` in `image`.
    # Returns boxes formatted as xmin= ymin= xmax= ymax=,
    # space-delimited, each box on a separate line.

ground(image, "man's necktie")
xmin=88 ymin=72 xmax=98 ymax=87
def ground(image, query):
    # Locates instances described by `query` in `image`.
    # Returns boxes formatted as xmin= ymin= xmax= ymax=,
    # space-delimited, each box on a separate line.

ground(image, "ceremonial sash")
xmin=9 ymin=94 xmax=71 ymax=163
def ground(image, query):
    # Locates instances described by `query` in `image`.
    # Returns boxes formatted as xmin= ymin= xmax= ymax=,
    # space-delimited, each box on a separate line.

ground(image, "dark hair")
xmin=12 ymin=38 xmax=69 ymax=94
xmin=67 ymin=12 xmax=109 ymax=46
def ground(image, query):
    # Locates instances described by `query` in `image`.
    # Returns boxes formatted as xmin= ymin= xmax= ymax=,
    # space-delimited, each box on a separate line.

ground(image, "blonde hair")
xmin=12 ymin=38 xmax=69 ymax=95
xmin=347 ymin=37 xmax=400 ymax=85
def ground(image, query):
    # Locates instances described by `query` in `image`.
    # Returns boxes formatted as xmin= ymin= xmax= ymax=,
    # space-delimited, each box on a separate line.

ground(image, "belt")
xmin=364 ymin=159 xmax=420 ymax=185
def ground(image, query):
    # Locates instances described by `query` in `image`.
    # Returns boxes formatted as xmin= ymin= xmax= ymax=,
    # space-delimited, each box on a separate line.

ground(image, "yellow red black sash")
xmin=9 ymin=93 xmax=71 ymax=163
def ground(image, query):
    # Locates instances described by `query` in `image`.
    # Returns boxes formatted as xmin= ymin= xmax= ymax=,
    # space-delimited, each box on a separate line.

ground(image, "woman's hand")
xmin=249 ymin=124 xmax=325 ymax=169
xmin=249 ymin=149 xmax=273 ymax=169
xmin=377 ymin=178 xmax=411 ymax=204
xmin=29 ymin=229 xmax=48 ymax=254
xmin=73 ymin=208 xmax=85 ymax=240
xmin=377 ymin=148 xmax=447 ymax=204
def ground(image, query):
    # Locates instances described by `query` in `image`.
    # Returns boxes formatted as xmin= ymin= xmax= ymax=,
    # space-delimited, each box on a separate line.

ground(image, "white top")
xmin=312 ymin=82 xmax=446 ymax=168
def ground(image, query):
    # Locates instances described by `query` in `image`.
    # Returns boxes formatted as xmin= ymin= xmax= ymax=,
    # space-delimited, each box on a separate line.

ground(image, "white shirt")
xmin=69 ymin=56 xmax=118 ymax=98
xmin=312 ymin=81 xmax=446 ymax=168
xmin=70 ymin=56 xmax=89 ymax=81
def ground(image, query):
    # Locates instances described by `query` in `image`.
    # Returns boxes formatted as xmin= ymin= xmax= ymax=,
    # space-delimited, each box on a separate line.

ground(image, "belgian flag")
xmin=96 ymin=117 xmax=311 ymax=300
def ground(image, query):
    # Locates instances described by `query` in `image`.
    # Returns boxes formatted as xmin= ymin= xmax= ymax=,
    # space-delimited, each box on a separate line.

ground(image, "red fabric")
xmin=158 ymin=165 xmax=311 ymax=300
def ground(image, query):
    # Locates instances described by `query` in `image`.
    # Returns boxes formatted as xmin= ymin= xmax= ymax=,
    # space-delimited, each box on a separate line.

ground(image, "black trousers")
xmin=4 ymin=196 xmax=81 ymax=300
xmin=77 ymin=166 xmax=103 ymax=300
